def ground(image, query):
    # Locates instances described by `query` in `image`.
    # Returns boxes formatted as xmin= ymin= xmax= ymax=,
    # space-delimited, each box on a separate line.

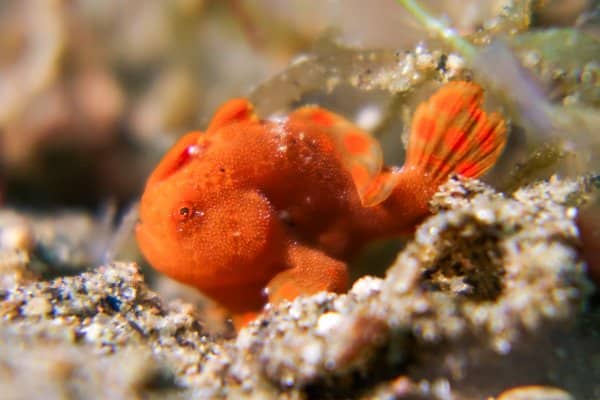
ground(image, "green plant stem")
xmin=395 ymin=0 xmax=476 ymax=60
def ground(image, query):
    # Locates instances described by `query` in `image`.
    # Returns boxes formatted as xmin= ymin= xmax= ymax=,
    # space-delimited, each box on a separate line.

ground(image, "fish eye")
xmin=174 ymin=202 xmax=194 ymax=222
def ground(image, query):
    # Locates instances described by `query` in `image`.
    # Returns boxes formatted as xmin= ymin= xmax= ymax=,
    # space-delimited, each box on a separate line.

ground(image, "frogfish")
xmin=136 ymin=81 xmax=506 ymax=327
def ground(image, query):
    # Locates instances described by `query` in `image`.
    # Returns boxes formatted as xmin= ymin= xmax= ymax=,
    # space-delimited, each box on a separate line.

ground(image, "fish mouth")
xmin=136 ymin=221 xmax=175 ymax=275
xmin=135 ymin=222 xmax=161 ymax=255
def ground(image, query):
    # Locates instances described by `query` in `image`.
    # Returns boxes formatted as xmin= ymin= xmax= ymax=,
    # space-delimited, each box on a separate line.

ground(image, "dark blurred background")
xmin=0 ymin=0 xmax=594 ymax=210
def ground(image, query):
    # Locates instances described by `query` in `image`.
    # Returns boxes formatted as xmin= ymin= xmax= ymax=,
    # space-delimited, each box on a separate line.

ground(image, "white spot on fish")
xmin=355 ymin=105 xmax=382 ymax=131
xmin=187 ymin=145 xmax=201 ymax=155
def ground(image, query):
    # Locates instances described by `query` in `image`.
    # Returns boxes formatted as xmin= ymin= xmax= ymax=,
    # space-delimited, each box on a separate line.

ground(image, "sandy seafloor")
xmin=1 ymin=176 xmax=599 ymax=399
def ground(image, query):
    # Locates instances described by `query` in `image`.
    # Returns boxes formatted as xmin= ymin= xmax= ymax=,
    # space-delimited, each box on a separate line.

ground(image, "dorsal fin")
xmin=206 ymin=98 xmax=258 ymax=134
xmin=288 ymin=106 xmax=399 ymax=206
xmin=146 ymin=97 xmax=259 ymax=186
xmin=405 ymin=81 xmax=506 ymax=184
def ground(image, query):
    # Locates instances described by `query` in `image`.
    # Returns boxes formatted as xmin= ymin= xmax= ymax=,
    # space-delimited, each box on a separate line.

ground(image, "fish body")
xmin=136 ymin=82 xmax=506 ymax=325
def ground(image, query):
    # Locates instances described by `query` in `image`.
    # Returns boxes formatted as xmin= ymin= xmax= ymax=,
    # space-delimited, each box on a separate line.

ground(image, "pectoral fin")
xmin=289 ymin=106 xmax=398 ymax=206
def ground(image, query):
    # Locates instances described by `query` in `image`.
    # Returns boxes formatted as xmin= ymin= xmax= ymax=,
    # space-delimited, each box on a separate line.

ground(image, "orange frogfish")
xmin=136 ymin=81 xmax=506 ymax=326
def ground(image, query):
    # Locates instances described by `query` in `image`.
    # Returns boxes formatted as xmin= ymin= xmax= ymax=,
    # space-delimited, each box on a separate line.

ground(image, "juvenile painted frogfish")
xmin=136 ymin=81 xmax=506 ymax=327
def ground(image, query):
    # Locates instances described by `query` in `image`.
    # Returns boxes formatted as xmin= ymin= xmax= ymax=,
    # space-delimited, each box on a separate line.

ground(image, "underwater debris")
xmin=509 ymin=28 xmax=600 ymax=106
xmin=248 ymin=38 xmax=473 ymax=117
xmin=249 ymin=1 xmax=598 ymax=192
xmin=398 ymin=0 xmax=600 ymax=185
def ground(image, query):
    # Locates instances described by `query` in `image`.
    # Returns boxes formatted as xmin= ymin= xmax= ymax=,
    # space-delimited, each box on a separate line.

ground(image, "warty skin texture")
xmin=136 ymin=82 xmax=506 ymax=325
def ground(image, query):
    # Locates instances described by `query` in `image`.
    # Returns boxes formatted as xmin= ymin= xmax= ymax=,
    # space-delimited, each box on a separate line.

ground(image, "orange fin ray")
xmin=289 ymin=107 xmax=397 ymax=206
xmin=405 ymin=82 xmax=506 ymax=185
xmin=360 ymin=167 xmax=402 ymax=206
